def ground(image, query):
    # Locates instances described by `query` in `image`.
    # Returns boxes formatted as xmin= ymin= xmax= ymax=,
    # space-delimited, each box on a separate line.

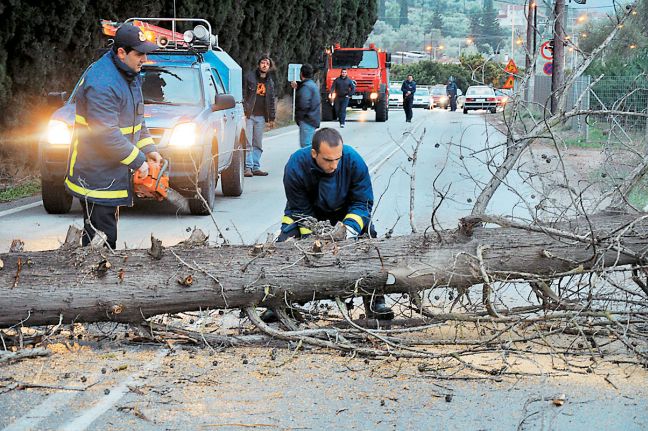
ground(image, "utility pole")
xmin=525 ymin=1 xmax=537 ymax=103
xmin=551 ymin=0 xmax=566 ymax=115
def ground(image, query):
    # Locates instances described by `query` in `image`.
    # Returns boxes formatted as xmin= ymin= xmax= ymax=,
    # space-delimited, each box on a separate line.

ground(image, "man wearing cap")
xmin=243 ymin=55 xmax=276 ymax=177
xmin=65 ymin=24 xmax=161 ymax=249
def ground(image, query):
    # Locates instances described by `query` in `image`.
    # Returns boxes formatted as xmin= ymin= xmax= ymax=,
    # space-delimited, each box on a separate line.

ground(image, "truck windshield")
xmin=142 ymin=66 xmax=203 ymax=106
xmin=332 ymin=50 xmax=378 ymax=69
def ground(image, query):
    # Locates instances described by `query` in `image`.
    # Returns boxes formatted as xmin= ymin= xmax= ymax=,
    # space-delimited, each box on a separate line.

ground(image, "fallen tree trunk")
xmin=1 ymin=212 xmax=647 ymax=328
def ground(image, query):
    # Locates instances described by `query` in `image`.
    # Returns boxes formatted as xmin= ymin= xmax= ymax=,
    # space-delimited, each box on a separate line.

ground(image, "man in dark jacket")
xmin=243 ymin=55 xmax=276 ymax=177
xmin=446 ymin=76 xmax=458 ymax=112
xmin=292 ymin=64 xmax=321 ymax=148
xmin=401 ymin=74 xmax=416 ymax=122
xmin=65 ymin=24 xmax=161 ymax=249
xmin=272 ymin=128 xmax=394 ymax=321
xmin=330 ymin=69 xmax=355 ymax=128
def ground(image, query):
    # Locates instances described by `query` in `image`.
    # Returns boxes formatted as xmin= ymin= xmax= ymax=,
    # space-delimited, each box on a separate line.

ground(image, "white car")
xmin=463 ymin=86 xmax=497 ymax=114
xmin=388 ymin=85 xmax=403 ymax=108
xmin=413 ymin=87 xmax=430 ymax=108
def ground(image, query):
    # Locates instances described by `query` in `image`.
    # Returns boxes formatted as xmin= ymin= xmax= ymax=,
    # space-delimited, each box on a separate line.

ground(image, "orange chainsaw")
xmin=133 ymin=159 xmax=169 ymax=201
xmin=133 ymin=159 xmax=189 ymax=211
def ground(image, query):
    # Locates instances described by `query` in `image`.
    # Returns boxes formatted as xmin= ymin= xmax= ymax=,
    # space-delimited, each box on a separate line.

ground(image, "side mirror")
xmin=212 ymin=94 xmax=235 ymax=111
xmin=385 ymin=52 xmax=392 ymax=68
xmin=47 ymin=91 xmax=68 ymax=108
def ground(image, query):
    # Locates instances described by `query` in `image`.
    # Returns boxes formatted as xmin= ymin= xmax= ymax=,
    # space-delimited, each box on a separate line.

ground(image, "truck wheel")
xmin=41 ymin=179 xmax=73 ymax=214
xmin=375 ymin=97 xmax=388 ymax=122
xmin=321 ymin=101 xmax=334 ymax=121
xmin=221 ymin=137 xmax=244 ymax=197
xmin=189 ymin=157 xmax=216 ymax=215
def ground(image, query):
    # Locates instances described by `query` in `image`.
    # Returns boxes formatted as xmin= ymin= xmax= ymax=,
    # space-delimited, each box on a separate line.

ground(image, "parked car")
xmin=40 ymin=18 xmax=247 ymax=216
xmin=456 ymin=88 xmax=465 ymax=109
xmin=429 ymin=85 xmax=449 ymax=109
xmin=413 ymin=87 xmax=430 ymax=108
xmin=494 ymin=89 xmax=513 ymax=108
xmin=463 ymin=85 xmax=497 ymax=114
xmin=388 ymin=84 xmax=403 ymax=108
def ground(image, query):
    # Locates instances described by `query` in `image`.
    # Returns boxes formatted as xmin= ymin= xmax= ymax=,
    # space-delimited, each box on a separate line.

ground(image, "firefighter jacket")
xmin=65 ymin=50 xmax=156 ymax=207
xmin=243 ymin=69 xmax=276 ymax=121
xmin=281 ymin=145 xmax=373 ymax=237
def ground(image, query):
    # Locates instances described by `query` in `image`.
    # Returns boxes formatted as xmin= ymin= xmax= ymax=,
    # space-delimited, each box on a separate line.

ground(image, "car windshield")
xmin=467 ymin=87 xmax=495 ymax=96
xmin=332 ymin=50 xmax=379 ymax=68
xmin=431 ymin=87 xmax=446 ymax=95
xmin=142 ymin=66 xmax=203 ymax=106
xmin=417 ymin=88 xmax=430 ymax=96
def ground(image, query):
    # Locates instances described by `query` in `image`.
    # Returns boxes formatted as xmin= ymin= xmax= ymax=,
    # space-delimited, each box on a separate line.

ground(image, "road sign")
xmin=502 ymin=75 xmax=515 ymax=89
xmin=287 ymin=63 xmax=302 ymax=82
xmin=504 ymin=59 xmax=518 ymax=74
xmin=543 ymin=62 xmax=553 ymax=76
xmin=540 ymin=41 xmax=554 ymax=60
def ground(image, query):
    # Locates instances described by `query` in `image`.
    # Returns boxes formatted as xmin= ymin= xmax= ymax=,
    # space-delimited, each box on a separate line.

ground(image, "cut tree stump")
xmin=0 ymin=212 xmax=646 ymax=328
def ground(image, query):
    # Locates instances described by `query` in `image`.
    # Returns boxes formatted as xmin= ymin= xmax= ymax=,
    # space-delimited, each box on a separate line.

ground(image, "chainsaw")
xmin=133 ymin=159 xmax=189 ymax=211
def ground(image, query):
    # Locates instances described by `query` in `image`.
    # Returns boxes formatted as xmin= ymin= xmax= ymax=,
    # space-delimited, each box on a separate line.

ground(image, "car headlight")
xmin=170 ymin=122 xmax=197 ymax=147
xmin=440 ymin=96 xmax=448 ymax=102
xmin=46 ymin=120 xmax=72 ymax=145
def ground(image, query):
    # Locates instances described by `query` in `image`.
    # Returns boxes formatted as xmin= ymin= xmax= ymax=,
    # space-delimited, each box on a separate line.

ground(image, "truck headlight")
xmin=370 ymin=92 xmax=378 ymax=100
xmin=47 ymin=120 xmax=72 ymax=145
xmin=170 ymin=123 xmax=196 ymax=147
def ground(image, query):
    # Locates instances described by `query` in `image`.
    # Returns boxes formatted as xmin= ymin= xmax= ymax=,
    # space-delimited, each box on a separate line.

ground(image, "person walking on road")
xmin=64 ymin=24 xmax=161 ymax=250
xmin=330 ymin=69 xmax=355 ymax=128
xmin=446 ymin=76 xmax=458 ymax=112
xmin=401 ymin=74 xmax=416 ymax=122
xmin=243 ymin=54 xmax=277 ymax=177
xmin=266 ymin=128 xmax=394 ymax=322
xmin=291 ymin=64 xmax=321 ymax=148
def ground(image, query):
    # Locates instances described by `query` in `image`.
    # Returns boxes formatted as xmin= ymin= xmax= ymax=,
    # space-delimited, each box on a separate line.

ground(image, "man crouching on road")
xmin=65 ymin=24 xmax=161 ymax=249
xmin=263 ymin=128 xmax=394 ymax=322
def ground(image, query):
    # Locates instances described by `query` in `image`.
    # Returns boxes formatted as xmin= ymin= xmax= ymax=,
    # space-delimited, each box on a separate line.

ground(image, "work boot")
xmin=252 ymin=169 xmax=269 ymax=176
xmin=244 ymin=168 xmax=253 ymax=177
xmin=260 ymin=308 xmax=279 ymax=323
xmin=363 ymin=295 xmax=394 ymax=320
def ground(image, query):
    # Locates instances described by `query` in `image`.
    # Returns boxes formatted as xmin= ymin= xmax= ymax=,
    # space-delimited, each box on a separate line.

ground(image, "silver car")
xmin=463 ymin=85 xmax=497 ymax=114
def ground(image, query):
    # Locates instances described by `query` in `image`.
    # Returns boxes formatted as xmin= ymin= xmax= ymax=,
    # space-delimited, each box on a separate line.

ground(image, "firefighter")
xmin=446 ymin=76 xmax=458 ymax=112
xmin=401 ymin=74 xmax=416 ymax=122
xmin=330 ymin=69 xmax=355 ymax=128
xmin=65 ymin=24 xmax=161 ymax=249
xmin=262 ymin=128 xmax=394 ymax=322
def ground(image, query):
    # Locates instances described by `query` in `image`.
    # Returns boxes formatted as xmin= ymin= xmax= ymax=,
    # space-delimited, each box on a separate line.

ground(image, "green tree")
xmin=399 ymin=0 xmax=408 ymax=27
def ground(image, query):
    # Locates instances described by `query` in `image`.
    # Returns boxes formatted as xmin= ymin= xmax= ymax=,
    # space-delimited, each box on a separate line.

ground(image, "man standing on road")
xmin=330 ymin=69 xmax=355 ymax=128
xmin=270 ymin=128 xmax=394 ymax=321
xmin=291 ymin=64 xmax=321 ymax=148
xmin=446 ymin=76 xmax=458 ymax=112
xmin=64 ymin=24 xmax=161 ymax=250
xmin=401 ymin=74 xmax=416 ymax=122
xmin=243 ymin=55 xmax=276 ymax=177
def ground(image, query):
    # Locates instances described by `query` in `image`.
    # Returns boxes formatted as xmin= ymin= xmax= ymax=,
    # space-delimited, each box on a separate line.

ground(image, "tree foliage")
xmin=0 ymin=0 xmax=377 ymax=132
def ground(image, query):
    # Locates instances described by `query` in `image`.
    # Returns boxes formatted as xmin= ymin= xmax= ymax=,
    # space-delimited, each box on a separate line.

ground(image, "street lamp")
xmin=426 ymin=45 xmax=432 ymax=61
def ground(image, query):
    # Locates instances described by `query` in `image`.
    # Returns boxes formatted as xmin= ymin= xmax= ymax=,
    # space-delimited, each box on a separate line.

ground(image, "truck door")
xmin=211 ymin=68 xmax=235 ymax=171
xmin=203 ymin=67 xmax=227 ymax=171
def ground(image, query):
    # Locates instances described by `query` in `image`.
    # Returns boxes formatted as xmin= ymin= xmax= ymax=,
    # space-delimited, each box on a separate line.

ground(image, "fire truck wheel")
xmin=41 ymin=179 xmax=73 ymax=214
xmin=189 ymin=158 xmax=216 ymax=215
xmin=375 ymin=97 xmax=388 ymax=122
xmin=221 ymin=136 xmax=244 ymax=197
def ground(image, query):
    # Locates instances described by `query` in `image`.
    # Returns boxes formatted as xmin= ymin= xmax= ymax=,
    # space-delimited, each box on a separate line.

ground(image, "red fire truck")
xmin=321 ymin=43 xmax=391 ymax=122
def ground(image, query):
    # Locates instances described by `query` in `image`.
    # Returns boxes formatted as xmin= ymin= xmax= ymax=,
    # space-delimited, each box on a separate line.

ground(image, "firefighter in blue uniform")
xmin=65 ymin=24 xmax=161 ymax=249
xmin=266 ymin=127 xmax=394 ymax=321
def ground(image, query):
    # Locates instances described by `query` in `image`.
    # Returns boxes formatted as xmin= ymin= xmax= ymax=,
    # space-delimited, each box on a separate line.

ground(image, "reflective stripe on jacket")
xmin=281 ymin=145 xmax=373 ymax=236
xmin=65 ymin=50 xmax=156 ymax=206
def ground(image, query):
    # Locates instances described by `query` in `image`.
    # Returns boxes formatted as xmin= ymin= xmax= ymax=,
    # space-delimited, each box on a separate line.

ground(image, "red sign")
xmin=504 ymin=59 xmax=518 ymax=74
xmin=543 ymin=62 xmax=553 ymax=76
xmin=502 ymin=75 xmax=515 ymax=89
xmin=540 ymin=41 xmax=554 ymax=60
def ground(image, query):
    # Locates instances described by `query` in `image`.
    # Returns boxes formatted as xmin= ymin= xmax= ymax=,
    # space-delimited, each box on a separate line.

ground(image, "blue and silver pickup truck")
xmin=40 ymin=18 xmax=246 ymax=215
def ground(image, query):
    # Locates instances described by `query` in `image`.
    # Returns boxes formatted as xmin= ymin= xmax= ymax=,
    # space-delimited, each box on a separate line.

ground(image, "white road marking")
xmin=368 ymin=118 xmax=426 ymax=174
xmin=2 ymin=391 xmax=80 ymax=431
xmin=0 ymin=201 xmax=43 ymax=218
xmin=58 ymin=348 xmax=169 ymax=431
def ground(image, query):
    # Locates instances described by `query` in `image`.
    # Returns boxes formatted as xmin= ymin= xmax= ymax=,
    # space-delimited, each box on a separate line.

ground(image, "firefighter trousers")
xmin=80 ymin=201 xmax=119 ymax=249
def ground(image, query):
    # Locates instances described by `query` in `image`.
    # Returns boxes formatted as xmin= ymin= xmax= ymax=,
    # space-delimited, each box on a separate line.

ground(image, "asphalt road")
xmin=3 ymin=108 xmax=646 ymax=430
xmin=0 ymin=107 xmax=527 ymax=252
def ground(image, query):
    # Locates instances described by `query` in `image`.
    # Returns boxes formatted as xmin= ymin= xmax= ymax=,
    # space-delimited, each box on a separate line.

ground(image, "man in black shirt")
xmin=330 ymin=69 xmax=356 ymax=128
xmin=243 ymin=55 xmax=277 ymax=177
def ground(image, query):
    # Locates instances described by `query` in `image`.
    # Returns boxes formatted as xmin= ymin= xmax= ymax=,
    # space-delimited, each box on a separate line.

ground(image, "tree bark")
xmin=0 ymin=212 xmax=646 ymax=328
